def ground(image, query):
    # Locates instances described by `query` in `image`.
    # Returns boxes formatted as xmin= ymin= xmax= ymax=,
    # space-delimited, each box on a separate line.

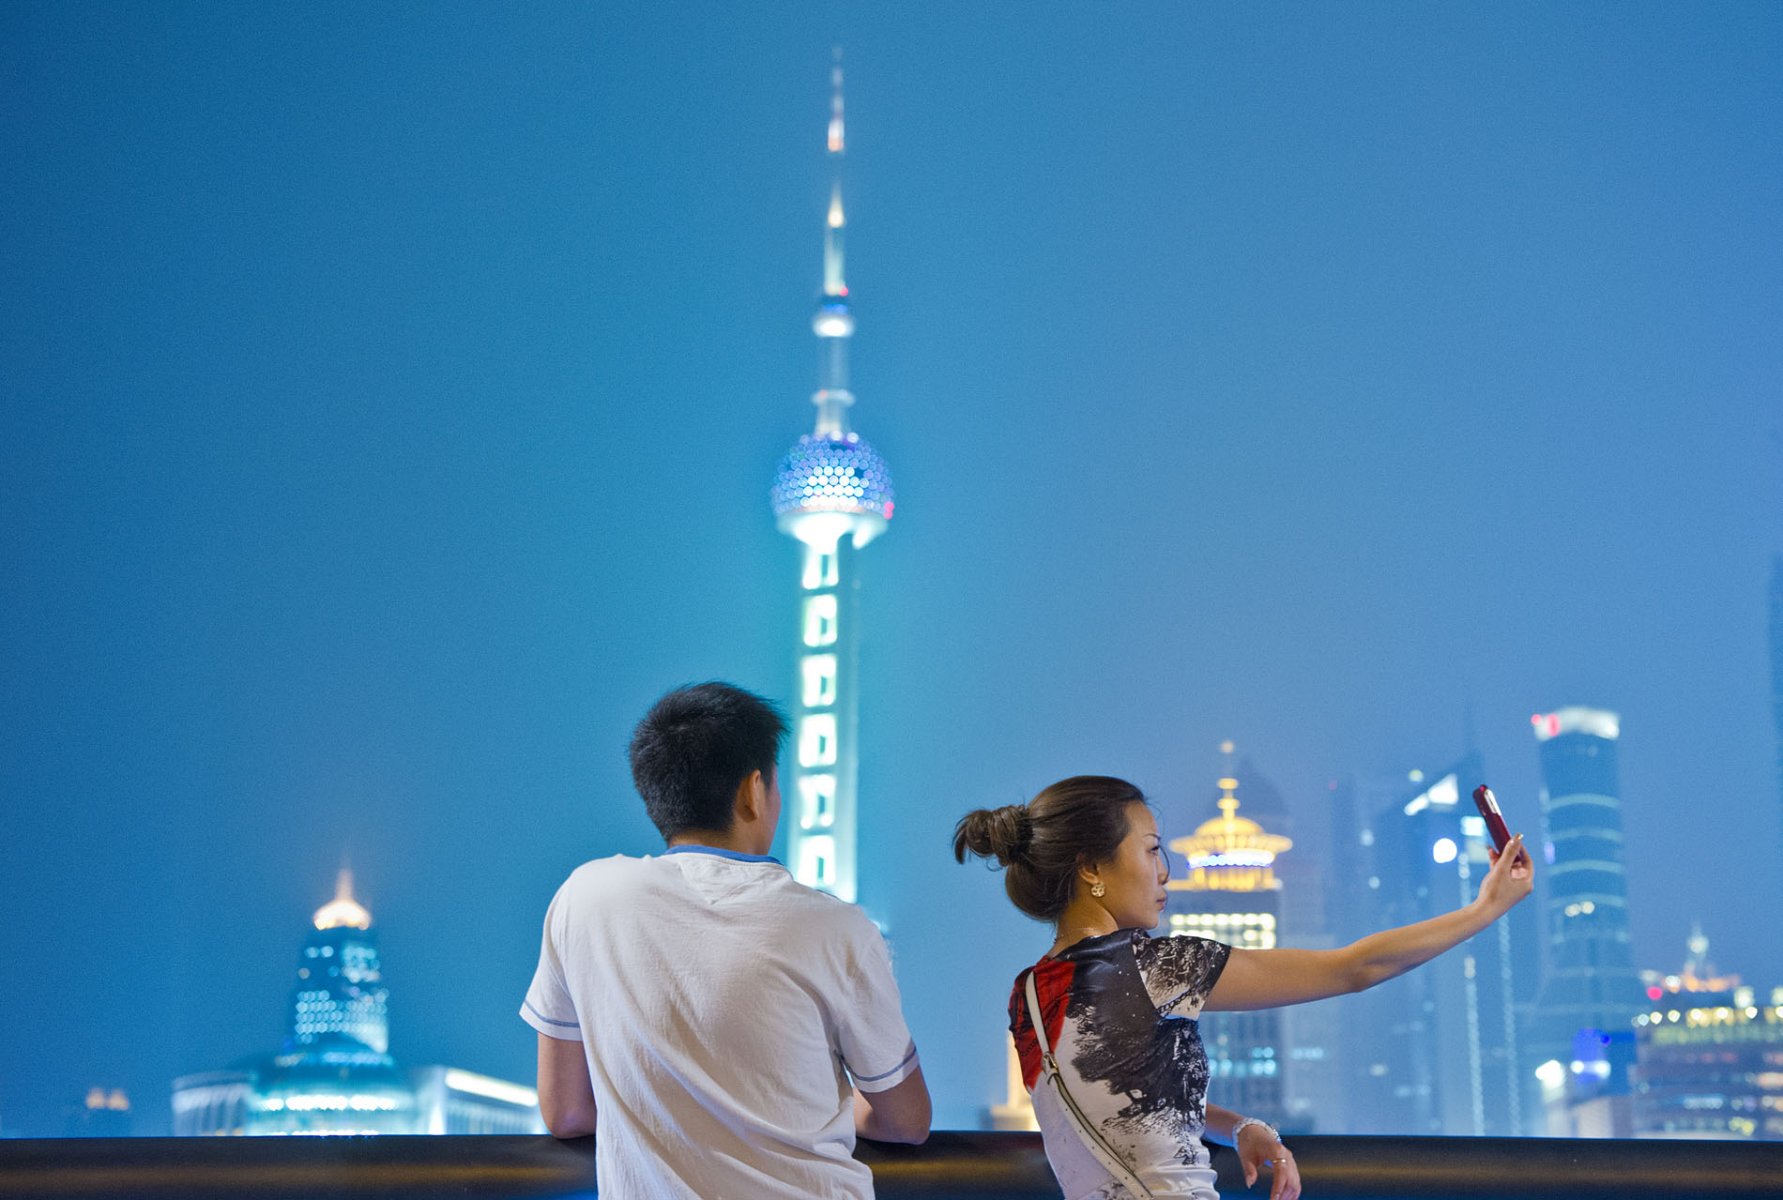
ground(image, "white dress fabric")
xmin=1011 ymin=929 xmax=1233 ymax=1200
xmin=522 ymin=847 xmax=920 ymax=1199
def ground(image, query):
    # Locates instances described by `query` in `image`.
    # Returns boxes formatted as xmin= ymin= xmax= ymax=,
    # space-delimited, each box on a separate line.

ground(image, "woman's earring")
xmin=1090 ymin=881 xmax=1106 ymax=898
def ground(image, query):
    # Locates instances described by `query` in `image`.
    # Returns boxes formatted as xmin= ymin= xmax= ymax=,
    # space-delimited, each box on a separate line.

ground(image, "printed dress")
xmin=1010 ymin=929 xmax=1233 ymax=1200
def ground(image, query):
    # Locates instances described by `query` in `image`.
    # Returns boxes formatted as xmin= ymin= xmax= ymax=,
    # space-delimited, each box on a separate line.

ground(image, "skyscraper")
xmin=290 ymin=869 xmax=390 ymax=1055
xmin=1165 ymin=776 xmax=1293 ymax=1126
xmin=1526 ymin=707 xmax=1645 ymax=1084
xmin=769 ymin=54 xmax=894 ymax=903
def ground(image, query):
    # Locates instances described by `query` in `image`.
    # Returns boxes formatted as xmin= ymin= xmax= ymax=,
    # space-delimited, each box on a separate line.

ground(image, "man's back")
xmin=522 ymin=846 xmax=919 ymax=1199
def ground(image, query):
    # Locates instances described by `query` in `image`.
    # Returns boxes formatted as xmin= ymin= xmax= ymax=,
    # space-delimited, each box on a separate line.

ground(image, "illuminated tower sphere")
xmin=1165 ymin=777 xmax=1292 ymax=1126
xmin=289 ymin=869 xmax=390 ymax=1055
xmin=769 ymin=52 xmax=892 ymax=903
xmin=1527 ymin=707 xmax=1645 ymax=1080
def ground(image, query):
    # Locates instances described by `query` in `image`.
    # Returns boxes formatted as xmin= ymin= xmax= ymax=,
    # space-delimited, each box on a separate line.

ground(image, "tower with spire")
xmin=769 ymin=52 xmax=894 ymax=903
xmin=291 ymin=868 xmax=389 ymax=1055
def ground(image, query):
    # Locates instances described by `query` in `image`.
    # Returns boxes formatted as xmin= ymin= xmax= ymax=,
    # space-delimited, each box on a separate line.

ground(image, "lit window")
xmin=799 ymin=774 xmax=837 ymax=829
xmin=797 ymin=835 xmax=836 ymax=889
xmin=801 ymin=655 xmax=839 ymax=708
xmin=802 ymin=595 xmax=838 ymax=647
xmin=799 ymin=714 xmax=838 ymax=768
xmin=802 ymin=546 xmax=840 ymax=590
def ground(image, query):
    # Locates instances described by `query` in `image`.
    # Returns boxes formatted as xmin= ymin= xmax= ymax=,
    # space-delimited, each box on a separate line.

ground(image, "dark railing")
xmin=1 ymin=1131 xmax=1779 ymax=1199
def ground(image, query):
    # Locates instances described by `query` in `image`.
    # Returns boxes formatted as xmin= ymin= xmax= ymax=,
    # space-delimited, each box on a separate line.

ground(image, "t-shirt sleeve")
xmin=520 ymin=882 xmax=583 ymax=1041
xmin=1134 ymin=933 xmax=1231 ymax=1019
xmin=833 ymin=914 xmax=921 ymax=1094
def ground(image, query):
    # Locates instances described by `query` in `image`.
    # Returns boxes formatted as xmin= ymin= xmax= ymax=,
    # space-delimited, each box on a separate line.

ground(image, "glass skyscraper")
xmin=1526 ymin=707 xmax=1645 ymax=1085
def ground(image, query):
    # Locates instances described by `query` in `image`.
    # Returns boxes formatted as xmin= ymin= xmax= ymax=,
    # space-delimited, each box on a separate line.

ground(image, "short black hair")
xmin=628 ymin=682 xmax=788 ymax=841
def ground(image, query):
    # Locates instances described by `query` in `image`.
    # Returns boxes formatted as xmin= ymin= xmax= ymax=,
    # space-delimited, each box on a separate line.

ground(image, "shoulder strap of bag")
xmin=1024 ymin=970 xmax=1155 ymax=1199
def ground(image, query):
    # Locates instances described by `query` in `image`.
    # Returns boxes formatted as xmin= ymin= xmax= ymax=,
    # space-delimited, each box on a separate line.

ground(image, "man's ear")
xmin=735 ymin=769 xmax=767 ymax=824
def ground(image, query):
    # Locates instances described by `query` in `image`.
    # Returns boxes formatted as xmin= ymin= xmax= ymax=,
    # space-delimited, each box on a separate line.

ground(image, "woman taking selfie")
xmin=955 ymin=775 xmax=1533 ymax=1200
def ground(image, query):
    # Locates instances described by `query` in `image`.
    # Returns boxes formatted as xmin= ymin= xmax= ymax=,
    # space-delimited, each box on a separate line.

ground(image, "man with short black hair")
xmin=522 ymin=681 xmax=929 ymax=1199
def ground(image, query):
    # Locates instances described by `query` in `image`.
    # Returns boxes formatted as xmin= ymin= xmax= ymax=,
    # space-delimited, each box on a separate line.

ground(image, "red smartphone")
xmin=1472 ymin=785 xmax=1513 ymax=853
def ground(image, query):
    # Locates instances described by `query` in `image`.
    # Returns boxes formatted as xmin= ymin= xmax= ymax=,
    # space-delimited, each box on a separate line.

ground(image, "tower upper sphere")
xmin=772 ymin=432 xmax=894 ymax=548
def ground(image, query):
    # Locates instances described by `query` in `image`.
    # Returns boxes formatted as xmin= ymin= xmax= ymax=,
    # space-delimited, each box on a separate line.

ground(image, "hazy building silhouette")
xmin=1363 ymin=756 xmax=1540 ymax=1135
xmin=1525 ymin=707 xmax=1645 ymax=1091
xmin=63 ymin=1088 xmax=132 ymax=1138
xmin=769 ymin=53 xmax=894 ymax=904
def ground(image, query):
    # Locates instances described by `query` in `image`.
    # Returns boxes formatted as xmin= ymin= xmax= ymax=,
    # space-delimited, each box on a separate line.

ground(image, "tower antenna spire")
xmin=822 ymin=48 xmax=846 ymax=302
xmin=809 ymin=48 xmax=854 ymax=436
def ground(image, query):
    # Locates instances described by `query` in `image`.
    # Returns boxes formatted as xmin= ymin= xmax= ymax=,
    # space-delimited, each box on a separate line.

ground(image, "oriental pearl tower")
xmin=768 ymin=52 xmax=893 ymax=904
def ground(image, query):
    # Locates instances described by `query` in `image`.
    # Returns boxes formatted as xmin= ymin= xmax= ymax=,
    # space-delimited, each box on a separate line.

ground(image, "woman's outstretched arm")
xmin=1205 ymin=834 xmax=1533 ymax=1013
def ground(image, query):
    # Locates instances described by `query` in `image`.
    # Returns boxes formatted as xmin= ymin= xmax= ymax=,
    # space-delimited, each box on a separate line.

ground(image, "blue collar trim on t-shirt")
xmin=662 ymin=844 xmax=784 ymax=865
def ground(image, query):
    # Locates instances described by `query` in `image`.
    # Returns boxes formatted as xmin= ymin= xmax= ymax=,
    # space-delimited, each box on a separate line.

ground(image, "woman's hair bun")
xmin=953 ymin=804 xmax=1032 ymax=867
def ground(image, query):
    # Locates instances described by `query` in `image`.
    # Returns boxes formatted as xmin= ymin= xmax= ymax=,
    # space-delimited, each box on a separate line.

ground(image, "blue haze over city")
xmin=2 ymin=1 xmax=1779 ymax=1135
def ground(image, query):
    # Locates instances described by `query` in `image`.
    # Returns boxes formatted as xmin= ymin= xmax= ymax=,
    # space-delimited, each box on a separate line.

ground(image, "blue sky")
xmin=2 ymin=2 xmax=1779 ymax=1133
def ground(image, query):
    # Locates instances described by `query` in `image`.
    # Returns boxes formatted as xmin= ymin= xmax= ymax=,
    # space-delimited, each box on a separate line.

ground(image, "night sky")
xmin=3 ymin=2 xmax=1779 ymax=1135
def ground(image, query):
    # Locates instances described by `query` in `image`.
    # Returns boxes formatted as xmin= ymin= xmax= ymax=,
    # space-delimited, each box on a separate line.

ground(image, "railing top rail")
xmin=1 ymin=1131 xmax=1779 ymax=1200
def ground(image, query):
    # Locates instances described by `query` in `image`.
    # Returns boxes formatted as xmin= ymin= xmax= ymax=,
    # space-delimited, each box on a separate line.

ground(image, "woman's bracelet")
xmin=1230 ymin=1116 xmax=1280 ymax=1144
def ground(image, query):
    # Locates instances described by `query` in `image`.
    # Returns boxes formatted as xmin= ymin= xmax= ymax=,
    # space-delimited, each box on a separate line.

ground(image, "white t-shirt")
xmin=521 ymin=846 xmax=920 ymax=1200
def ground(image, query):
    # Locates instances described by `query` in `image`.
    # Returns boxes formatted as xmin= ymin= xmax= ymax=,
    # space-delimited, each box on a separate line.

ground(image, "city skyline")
xmin=2 ymin=3 xmax=1779 ymax=1134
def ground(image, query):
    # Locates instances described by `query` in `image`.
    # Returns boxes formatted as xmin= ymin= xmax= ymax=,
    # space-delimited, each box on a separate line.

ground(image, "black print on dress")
xmin=1061 ymin=932 xmax=1230 ymax=1169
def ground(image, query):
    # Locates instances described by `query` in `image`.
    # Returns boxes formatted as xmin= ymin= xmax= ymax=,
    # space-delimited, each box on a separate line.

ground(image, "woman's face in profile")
xmin=1091 ymin=803 xmax=1171 ymax=930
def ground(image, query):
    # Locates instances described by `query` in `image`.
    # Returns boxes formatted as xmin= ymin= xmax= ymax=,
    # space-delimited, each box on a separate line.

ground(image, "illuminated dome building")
xmin=769 ymin=52 xmax=892 ymax=903
xmin=173 ymin=871 xmax=541 ymax=1136
xmin=234 ymin=869 xmax=414 ymax=1135
xmin=1167 ymin=776 xmax=1293 ymax=1126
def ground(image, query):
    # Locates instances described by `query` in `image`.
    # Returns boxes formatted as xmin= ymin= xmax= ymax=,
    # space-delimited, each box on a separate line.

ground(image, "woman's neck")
xmin=1048 ymin=902 xmax=1118 ymax=957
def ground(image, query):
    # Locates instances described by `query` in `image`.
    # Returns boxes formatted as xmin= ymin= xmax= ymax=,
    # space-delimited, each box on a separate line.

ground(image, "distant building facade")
xmin=1525 ymin=708 xmax=1644 ymax=1083
xmin=1630 ymin=930 xmax=1783 ymax=1141
xmin=173 ymin=872 xmax=541 ymax=1136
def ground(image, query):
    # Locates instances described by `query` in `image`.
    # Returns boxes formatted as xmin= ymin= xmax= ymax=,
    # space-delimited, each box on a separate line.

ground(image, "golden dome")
xmin=313 ymin=868 xmax=372 ymax=931
xmin=1169 ymin=780 xmax=1292 ymax=862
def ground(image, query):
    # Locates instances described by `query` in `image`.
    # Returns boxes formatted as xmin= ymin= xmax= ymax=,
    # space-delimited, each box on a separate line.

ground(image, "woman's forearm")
xmin=1206 ymin=835 xmax=1533 ymax=1012
xmin=1203 ymin=1103 xmax=1240 ymax=1145
xmin=1336 ymin=902 xmax=1496 ymax=993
